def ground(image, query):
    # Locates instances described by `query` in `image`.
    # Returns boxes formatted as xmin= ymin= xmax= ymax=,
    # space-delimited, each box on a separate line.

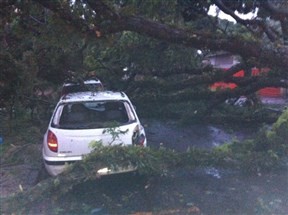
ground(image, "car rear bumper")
xmin=44 ymin=162 xmax=70 ymax=176
xmin=43 ymin=155 xmax=137 ymax=177
xmin=43 ymin=151 xmax=82 ymax=176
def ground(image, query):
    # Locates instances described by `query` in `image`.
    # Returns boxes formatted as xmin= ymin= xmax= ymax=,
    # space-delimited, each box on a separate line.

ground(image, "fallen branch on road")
xmin=1 ymin=109 xmax=288 ymax=214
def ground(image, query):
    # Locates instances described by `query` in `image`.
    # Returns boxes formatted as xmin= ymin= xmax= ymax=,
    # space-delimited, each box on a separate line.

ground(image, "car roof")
xmin=63 ymin=79 xmax=102 ymax=86
xmin=83 ymin=79 xmax=102 ymax=84
xmin=60 ymin=91 xmax=129 ymax=103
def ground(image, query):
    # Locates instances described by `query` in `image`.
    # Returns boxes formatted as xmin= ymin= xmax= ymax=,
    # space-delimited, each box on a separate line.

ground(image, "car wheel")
xmin=36 ymin=163 xmax=50 ymax=182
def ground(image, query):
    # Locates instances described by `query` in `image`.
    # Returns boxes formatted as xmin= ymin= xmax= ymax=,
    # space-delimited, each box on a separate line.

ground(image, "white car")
xmin=42 ymin=91 xmax=146 ymax=176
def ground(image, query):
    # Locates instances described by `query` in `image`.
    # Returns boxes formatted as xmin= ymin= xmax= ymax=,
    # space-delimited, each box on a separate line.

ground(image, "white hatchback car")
xmin=42 ymin=91 xmax=146 ymax=176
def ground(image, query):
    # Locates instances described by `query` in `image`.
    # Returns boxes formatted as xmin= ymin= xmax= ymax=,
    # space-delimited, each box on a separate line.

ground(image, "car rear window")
xmin=52 ymin=101 xmax=136 ymax=129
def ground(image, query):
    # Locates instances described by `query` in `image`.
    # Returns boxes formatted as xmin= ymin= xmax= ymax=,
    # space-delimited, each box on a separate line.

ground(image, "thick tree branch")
xmin=33 ymin=0 xmax=93 ymax=34
xmin=213 ymin=0 xmax=254 ymax=26
xmin=31 ymin=0 xmax=288 ymax=70
xmin=86 ymin=0 xmax=119 ymax=20
xmin=213 ymin=0 xmax=278 ymax=41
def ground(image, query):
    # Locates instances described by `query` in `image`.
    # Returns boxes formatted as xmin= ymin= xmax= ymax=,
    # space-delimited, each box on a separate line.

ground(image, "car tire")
xmin=36 ymin=163 xmax=50 ymax=182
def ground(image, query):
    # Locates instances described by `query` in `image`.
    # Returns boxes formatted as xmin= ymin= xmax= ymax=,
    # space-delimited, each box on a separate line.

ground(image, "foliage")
xmin=89 ymin=122 xmax=129 ymax=148
xmin=1 ymin=0 xmax=288 ymax=123
xmin=1 ymin=108 xmax=288 ymax=214
xmin=1 ymin=0 xmax=288 ymax=210
xmin=216 ymin=108 xmax=288 ymax=173
xmin=0 ymin=114 xmax=45 ymax=166
xmin=206 ymin=102 xmax=281 ymax=124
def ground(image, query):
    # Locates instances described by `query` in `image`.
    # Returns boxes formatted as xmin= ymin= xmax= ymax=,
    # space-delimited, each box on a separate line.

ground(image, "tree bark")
xmin=31 ymin=0 xmax=288 ymax=70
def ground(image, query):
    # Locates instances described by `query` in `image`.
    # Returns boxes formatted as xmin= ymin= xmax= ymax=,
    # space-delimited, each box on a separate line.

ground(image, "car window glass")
xmin=52 ymin=105 xmax=64 ymax=125
xmin=52 ymin=101 xmax=136 ymax=129
xmin=124 ymin=102 xmax=136 ymax=121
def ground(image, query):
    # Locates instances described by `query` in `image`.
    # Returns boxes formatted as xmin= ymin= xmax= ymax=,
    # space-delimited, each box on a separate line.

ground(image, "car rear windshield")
xmin=51 ymin=100 xmax=136 ymax=129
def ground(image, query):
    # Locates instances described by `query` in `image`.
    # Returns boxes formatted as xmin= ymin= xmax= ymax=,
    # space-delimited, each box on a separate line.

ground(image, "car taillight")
xmin=132 ymin=125 xmax=146 ymax=146
xmin=47 ymin=130 xmax=58 ymax=152
xmin=137 ymin=134 xmax=146 ymax=146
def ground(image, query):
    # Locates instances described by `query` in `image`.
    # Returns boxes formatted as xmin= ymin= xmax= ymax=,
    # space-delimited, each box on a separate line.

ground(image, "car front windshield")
xmin=52 ymin=100 xmax=135 ymax=129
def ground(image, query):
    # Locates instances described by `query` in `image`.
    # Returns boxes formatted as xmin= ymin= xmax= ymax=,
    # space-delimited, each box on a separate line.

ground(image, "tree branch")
xmin=22 ymin=0 xmax=288 ymax=73
xmin=213 ymin=0 xmax=278 ymax=41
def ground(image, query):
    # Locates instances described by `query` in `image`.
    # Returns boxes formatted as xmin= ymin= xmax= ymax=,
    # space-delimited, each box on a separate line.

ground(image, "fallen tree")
xmin=1 ymin=0 xmax=288 ymax=115
xmin=1 ymin=108 xmax=288 ymax=214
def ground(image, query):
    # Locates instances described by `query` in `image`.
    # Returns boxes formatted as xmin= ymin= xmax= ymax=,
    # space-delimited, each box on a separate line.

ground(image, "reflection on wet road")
xmin=143 ymin=119 xmax=258 ymax=151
